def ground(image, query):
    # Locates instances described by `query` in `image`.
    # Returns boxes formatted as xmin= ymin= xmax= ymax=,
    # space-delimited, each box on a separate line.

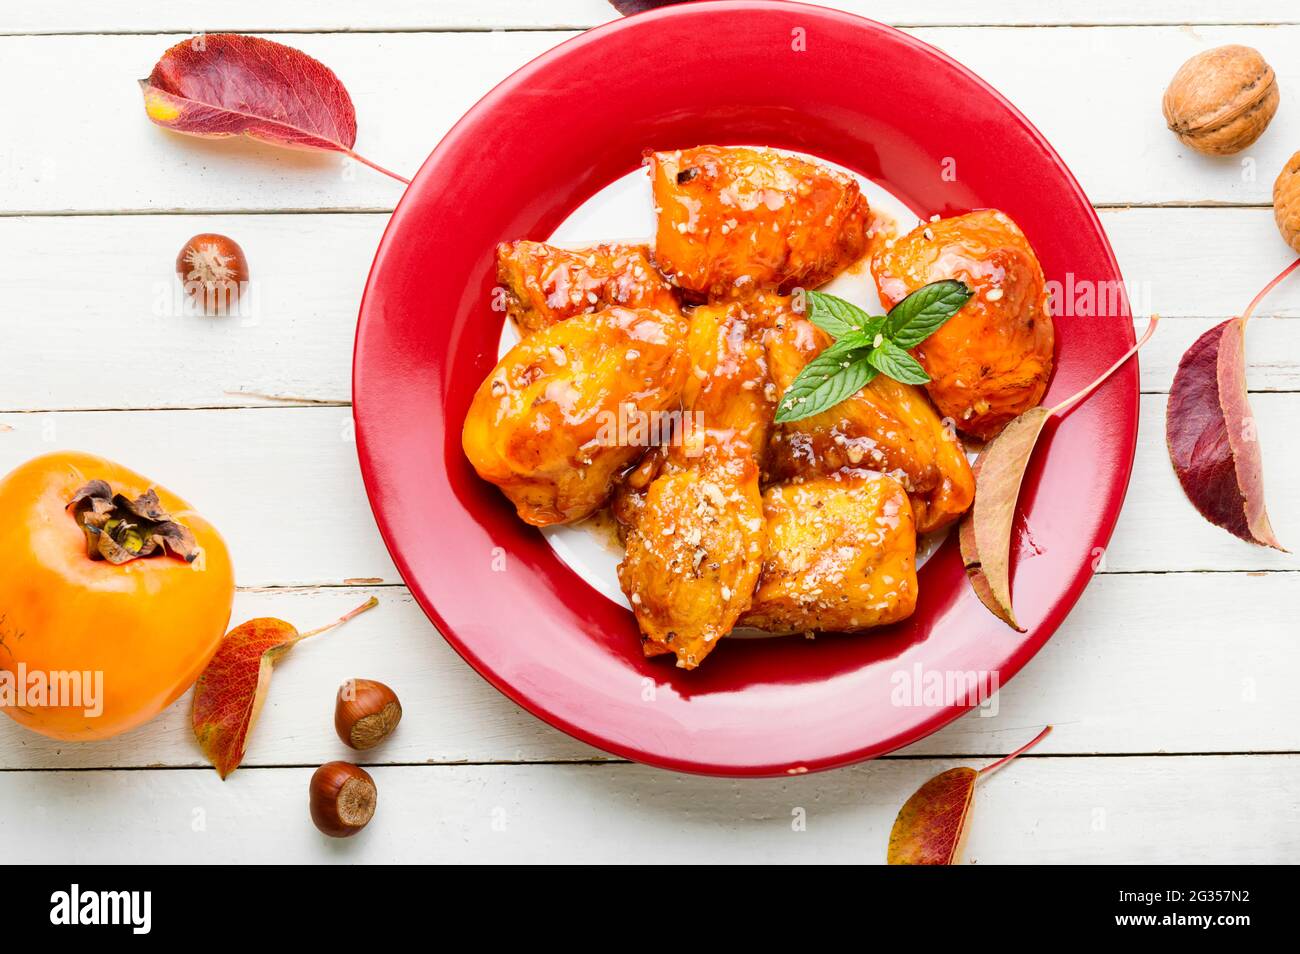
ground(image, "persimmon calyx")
xmin=67 ymin=480 xmax=200 ymax=564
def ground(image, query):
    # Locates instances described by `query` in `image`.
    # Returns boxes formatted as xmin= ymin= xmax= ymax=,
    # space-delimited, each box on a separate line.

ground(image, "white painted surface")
xmin=2 ymin=25 xmax=1300 ymax=211
xmin=3 ymin=757 xmax=1298 ymax=864
xmin=0 ymin=2 xmax=1296 ymax=864
xmin=4 ymin=208 xmax=1300 ymax=413
xmin=0 ymin=571 xmax=1294 ymax=771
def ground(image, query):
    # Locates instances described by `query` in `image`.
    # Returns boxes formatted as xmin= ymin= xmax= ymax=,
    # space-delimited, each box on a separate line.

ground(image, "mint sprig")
xmin=774 ymin=281 xmax=971 ymax=423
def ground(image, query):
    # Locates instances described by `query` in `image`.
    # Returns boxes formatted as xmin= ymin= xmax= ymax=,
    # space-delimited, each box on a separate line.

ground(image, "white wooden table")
xmin=2 ymin=1 xmax=1298 ymax=864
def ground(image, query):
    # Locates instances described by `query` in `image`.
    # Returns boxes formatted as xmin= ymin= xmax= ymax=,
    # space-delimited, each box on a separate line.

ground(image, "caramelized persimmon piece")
xmin=462 ymin=307 xmax=689 ymax=526
xmin=618 ymin=451 xmax=765 ymax=669
xmin=763 ymin=310 xmax=974 ymax=534
xmin=496 ymin=240 xmax=679 ymax=337
xmin=650 ymin=146 xmax=871 ymax=300
xmin=871 ymin=210 xmax=1054 ymax=440
xmin=741 ymin=472 xmax=918 ymax=635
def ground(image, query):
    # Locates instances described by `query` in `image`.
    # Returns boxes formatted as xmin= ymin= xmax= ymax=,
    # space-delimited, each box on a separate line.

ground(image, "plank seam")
xmin=0 ymin=203 xmax=1278 ymax=217
xmin=1 ymin=23 xmax=1297 ymax=39
xmin=3 ymin=751 xmax=1297 ymax=774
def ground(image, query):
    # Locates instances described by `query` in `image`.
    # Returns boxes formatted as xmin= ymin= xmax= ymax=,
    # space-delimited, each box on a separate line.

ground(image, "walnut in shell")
xmin=1162 ymin=45 xmax=1279 ymax=156
xmin=1274 ymin=151 xmax=1300 ymax=253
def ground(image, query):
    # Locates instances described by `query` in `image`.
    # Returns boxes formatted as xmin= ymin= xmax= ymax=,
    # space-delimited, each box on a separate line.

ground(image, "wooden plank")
xmin=1 ymin=208 xmax=1297 ymax=414
xmin=0 ymin=407 xmax=400 ymax=587
xmin=4 ymin=1 xmax=1298 ymax=34
xmin=2 ymin=27 xmax=1299 ymax=212
xmin=1100 ymin=207 xmax=1300 ymax=324
xmin=0 ymin=214 xmax=383 ymax=411
xmin=1140 ymin=315 xmax=1300 ymax=393
xmin=928 ymin=23 xmax=1300 ymax=209
xmin=1110 ymin=393 xmax=1299 ymax=573
xmin=1 ymin=755 xmax=1295 ymax=863
xmin=0 ymin=31 xmax=560 ymax=213
xmin=1 ymin=568 xmax=1296 ymax=770
xmin=2 ymin=394 xmax=1296 ymax=583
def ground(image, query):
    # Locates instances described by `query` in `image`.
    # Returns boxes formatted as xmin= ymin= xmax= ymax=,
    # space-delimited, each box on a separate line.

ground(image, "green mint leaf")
xmin=806 ymin=290 xmax=875 ymax=339
xmin=773 ymin=341 xmax=878 ymax=423
xmin=824 ymin=328 xmax=875 ymax=351
xmin=885 ymin=279 xmax=972 ymax=349
xmin=867 ymin=340 xmax=931 ymax=384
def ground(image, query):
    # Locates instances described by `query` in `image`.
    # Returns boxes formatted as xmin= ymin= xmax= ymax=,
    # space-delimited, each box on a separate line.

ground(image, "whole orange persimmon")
xmin=0 ymin=452 xmax=234 ymax=740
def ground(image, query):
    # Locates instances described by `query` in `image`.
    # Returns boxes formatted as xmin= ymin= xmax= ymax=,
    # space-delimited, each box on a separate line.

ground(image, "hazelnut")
xmin=176 ymin=232 xmax=249 ymax=315
xmin=334 ymin=678 xmax=402 ymax=750
xmin=1162 ymin=45 xmax=1279 ymax=156
xmin=1273 ymin=151 xmax=1300 ymax=253
xmin=309 ymin=761 xmax=377 ymax=837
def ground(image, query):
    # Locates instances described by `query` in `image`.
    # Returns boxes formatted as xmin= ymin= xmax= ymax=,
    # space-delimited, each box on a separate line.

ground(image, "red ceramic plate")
xmin=353 ymin=1 xmax=1137 ymax=776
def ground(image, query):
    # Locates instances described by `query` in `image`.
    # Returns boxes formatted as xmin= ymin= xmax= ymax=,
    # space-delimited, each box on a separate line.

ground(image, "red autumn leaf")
xmin=961 ymin=318 xmax=1159 ymax=628
xmin=887 ymin=726 xmax=1052 ymax=865
xmin=192 ymin=596 xmax=378 ymax=778
xmin=1166 ymin=259 xmax=1295 ymax=550
xmin=139 ymin=34 xmax=409 ymax=183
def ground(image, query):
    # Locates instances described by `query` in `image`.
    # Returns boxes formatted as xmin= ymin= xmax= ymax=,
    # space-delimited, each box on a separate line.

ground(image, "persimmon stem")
xmin=344 ymin=149 xmax=412 ymax=185
xmin=977 ymin=725 xmax=1052 ymax=778
xmin=296 ymin=596 xmax=380 ymax=641
xmin=1241 ymin=257 xmax=1300 ymax=327
xmin=1048 ymin=315 xmax=1160 ymax=417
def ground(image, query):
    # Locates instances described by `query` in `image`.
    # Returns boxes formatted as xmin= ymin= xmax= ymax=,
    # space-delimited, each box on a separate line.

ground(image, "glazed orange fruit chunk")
xmin=871 ymin=209 xmax=1055 ymax=440
xmin=496 ymin=240 xmax=679 ymax=337
xmin=650 ymin=146 xmax=871 ymax=300
xmin=462 ymin=306 xmax=690 ymax=526
xmin=618 ymin=451 xmax=765 ymax=669
xmin=741 ymin=472 xmax=917 ymax=635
